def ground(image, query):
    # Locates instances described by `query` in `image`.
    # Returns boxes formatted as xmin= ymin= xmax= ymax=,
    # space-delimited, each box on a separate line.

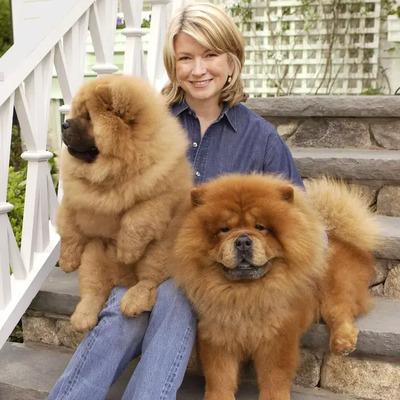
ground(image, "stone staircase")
xmin=1 ymin=96 xmax=400 ymax=400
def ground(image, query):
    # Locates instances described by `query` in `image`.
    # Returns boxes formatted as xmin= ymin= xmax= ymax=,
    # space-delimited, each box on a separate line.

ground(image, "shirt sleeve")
xmin=263 ymin=130 xmax=305 ymax=189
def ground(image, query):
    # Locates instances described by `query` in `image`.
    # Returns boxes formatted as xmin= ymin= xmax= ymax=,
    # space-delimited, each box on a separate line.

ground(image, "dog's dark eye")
xmin=220 ymin=227 xmax=230 ymax=233
xmin=255 ymin=224 xmax=266 ymax=231
xmin=86 ymin=112 xmax=91 ymax=121
xmin=127 ymin=118 xmax=135 ymax=127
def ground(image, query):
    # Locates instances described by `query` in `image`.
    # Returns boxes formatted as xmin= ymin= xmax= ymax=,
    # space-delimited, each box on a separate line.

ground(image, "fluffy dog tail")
xmin=304 ymin=177 xmax=382 ymax=252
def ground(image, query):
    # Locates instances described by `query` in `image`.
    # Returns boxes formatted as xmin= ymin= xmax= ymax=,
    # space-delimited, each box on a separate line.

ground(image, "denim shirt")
xmin=172 ymin=101 xmax=304 ymax=188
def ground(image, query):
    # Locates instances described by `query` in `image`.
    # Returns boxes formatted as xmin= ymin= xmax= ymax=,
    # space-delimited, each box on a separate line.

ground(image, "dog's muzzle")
xmin=61 ymin=119 xmax=99 ymax=163
xmin=222 ymin=234 xmax=270 ymax=281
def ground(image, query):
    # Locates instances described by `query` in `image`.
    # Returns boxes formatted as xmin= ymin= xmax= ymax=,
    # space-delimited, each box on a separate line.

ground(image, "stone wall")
xmin=247 ymin=96 xmax=400 ymax=300
xmin=247 ymin=96 xmax=400 ymax=216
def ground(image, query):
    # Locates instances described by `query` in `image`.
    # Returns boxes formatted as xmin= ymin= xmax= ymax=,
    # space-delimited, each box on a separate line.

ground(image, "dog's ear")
xmin=191 ymin=187 xmax=205 ymax=207
xmin=281 ymin=185 xmax=294 ymax=203
xmin=95 ymin=84 xmax=113 ymax=107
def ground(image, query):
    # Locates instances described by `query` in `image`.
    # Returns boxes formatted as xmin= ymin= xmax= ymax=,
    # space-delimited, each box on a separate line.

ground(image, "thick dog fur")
xmin=171 ymin=174 xmax=381 ymax=400
xmin=57 ymin=75 xmax=193 ymax=332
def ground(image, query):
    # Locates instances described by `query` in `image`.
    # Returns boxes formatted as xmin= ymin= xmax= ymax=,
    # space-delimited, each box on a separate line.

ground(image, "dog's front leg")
xmin=57 ymin=204 xmax=87 ymax=272
xmin=120 ymin=239 xmax=169 ymax=316
xmin=254 ymin=332 xmax=300 ymax=400
xmin=70 ymin=239 xmax=113 ymax=332
xmin=117 ymin=197 xmax=173 ymax=264
xmin=198 ymin=337 xmax=240 ymax=400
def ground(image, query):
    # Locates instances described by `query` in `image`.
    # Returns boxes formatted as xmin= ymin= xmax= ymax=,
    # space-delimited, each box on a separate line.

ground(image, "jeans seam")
xmin=158 ymin=322 xmax=194 ymax=400
xmin=58 ymin=293 xmax=117 ymax=400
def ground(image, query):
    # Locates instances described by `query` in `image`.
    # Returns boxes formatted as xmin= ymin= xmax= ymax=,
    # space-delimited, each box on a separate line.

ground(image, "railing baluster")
xmin=89 ymin=0 xmax=119 ymax=77
xmin=0 ymin=95 xmax=15 ymax=308
xmin=54 ymin=42 xmax=74 ymax=107
xmin=56 ymin=9 xmax=91 ymax=124
xmin=0 ymin=95 xmax=14 ymax=208
xmin=147 ymin=0 xmax=172 ymax=91
xmin=63 ymin=10 xmax=91 ymax=96
xmin=121 ymin=0 xmax=147 ymax=78
xmin=0 ymin=205 xmax=13 ymax=308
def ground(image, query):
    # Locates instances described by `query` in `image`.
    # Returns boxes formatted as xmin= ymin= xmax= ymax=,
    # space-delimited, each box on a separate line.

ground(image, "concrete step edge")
xmin=0 ymin=342 xmax=382 ymax=400
xmin=246 ymin=96 xmax=400 ymax=118
xmin=292 ymin=148 xmax=400 ymax=159
xmin=291 ymin=148 xmax=400 ymax=181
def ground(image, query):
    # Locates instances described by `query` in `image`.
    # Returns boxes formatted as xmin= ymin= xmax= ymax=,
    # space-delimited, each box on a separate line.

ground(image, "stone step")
xmin=303 ymin=297 xmax=400 ymax=357
xmin=247 ymin=96 xmax=400 ymax=118
xmin=27 ymin=267 xmax=400 ymax=358
xmin=292 ymin=148 xmax=400 ymax=182
xmin=0 ymin=342 xmax=358 ymax=400
xmin=375 ymin=215 xmax=400 ymax=260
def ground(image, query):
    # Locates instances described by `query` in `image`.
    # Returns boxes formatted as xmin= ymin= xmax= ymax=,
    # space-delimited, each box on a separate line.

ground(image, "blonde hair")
xmin=162 ymin=2 xmax=247 ymax=107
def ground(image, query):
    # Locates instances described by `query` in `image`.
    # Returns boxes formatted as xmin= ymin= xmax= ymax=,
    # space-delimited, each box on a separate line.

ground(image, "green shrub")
xmin=7 ymin=125 xmax=59 ymax=248
xmin=7 ymin=165 xmax=27 ymax=248
xmin=360 ymin=87 xmax=385 ymax=95
xmin=7 ymin=125 xmax=26 ymax=247
xmin=0 ymin=0 xmax=13 ymax=57
xmin=10 ymin=125 xmax=24 ymax=169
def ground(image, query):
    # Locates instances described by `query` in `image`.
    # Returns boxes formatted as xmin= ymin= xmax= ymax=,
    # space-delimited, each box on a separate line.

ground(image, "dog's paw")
xmin=70 ymin=309 xmax=98 ymax=332
xmin=59 ymin=256 xmax=79 ymax=272
xmin=117 ymin=233 xmax=150 ymax=264
xmin=70 ymin=299 xmax=102 ymax=332
xmin=204 ymin=392 xmax=235 ymax=400
xmin=116 ymin=246 xmax=140 ymax=264
xmin=330 ymin=325 xmax=359 ymax=355
xmin=120 ymin=285 xmax=157 ymax=317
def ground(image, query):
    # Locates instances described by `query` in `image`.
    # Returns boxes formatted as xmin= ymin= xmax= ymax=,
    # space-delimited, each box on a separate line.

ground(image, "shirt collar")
xmin=171 ymin=101 xmax=189 ymax=117
xmin=172 ymin=100 xmax=237 ymax=132
xmin=221 ymin=103 xmax=237 ymax=132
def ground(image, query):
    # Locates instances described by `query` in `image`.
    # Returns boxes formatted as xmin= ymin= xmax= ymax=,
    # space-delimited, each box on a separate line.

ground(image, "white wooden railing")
xmin=0 ymin=0 xmax=191 ymax=349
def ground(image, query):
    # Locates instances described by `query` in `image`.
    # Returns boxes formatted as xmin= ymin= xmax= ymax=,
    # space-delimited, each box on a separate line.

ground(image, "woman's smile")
xmin=190 ymin=79 xmax=213 ymax=88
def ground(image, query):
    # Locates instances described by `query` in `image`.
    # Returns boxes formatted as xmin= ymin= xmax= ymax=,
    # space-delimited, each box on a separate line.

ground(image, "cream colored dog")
xmin=57 ymin=75 xmax=193 ymax=332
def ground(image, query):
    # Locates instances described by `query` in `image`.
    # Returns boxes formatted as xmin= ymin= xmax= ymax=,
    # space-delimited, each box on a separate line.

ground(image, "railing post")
xmin=89 ymin=0 xmax=119 ymax=77
xmin=0 ymin=95 xmax=14 ymax=310
xmin=0 ymin=94 xmax=15 ymax=309
xmin=147 ymin=0 xmax=172 ymax=91
xmin=120 ymin=0 xmax=148 ymax=78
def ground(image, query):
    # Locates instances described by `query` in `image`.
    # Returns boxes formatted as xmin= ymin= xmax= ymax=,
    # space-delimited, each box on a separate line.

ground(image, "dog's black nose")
xmin=235 ymin=235 xmax=252 ymax=252
xmin=62 ymin=121 xmax=70 ymax=130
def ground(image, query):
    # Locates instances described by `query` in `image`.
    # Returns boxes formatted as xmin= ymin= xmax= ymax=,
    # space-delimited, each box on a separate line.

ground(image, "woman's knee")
xmin=98 ymin=286 xmax=150 ymax=337
xmin=157 ymin=279 xmax=183 ymax=303
xmin=155 ymin=279 xmax=193 ymax=317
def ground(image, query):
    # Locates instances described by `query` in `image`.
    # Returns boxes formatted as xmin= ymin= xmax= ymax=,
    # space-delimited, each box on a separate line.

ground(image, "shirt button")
xmin=193 ymin=142 xmax=198 ymax=148
xmin=195 ymin=171 xmax=201 ymax=177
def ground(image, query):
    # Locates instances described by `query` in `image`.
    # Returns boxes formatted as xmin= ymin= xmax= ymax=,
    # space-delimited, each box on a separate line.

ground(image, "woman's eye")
xmin=255 ymin=224 xmax=266 ymax=231
xmin=178 ymin=56 xmax=190 ymax=61
xmin=205 ymin=53 xmax=217 ymax=58
xmin=220 ymin=227 xmax=230 ymax=233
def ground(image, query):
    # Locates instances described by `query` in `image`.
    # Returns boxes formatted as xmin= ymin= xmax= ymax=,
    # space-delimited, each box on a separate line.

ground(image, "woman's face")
xmin=174 ymin=33 xmax=233 ymax=109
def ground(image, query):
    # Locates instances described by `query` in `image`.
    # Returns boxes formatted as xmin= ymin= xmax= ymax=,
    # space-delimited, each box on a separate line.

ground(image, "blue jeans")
xmin=47 ymin=279 xmax=196 ymax=400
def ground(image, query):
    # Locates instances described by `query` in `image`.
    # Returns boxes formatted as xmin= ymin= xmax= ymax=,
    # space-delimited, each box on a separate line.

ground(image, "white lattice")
xmin=217 ymin=0 xmax=385 ymax=95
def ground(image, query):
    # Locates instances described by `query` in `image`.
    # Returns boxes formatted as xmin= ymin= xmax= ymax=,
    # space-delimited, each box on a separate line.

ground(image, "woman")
xmin=48 ymin=3 xmax=303 ymax=400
